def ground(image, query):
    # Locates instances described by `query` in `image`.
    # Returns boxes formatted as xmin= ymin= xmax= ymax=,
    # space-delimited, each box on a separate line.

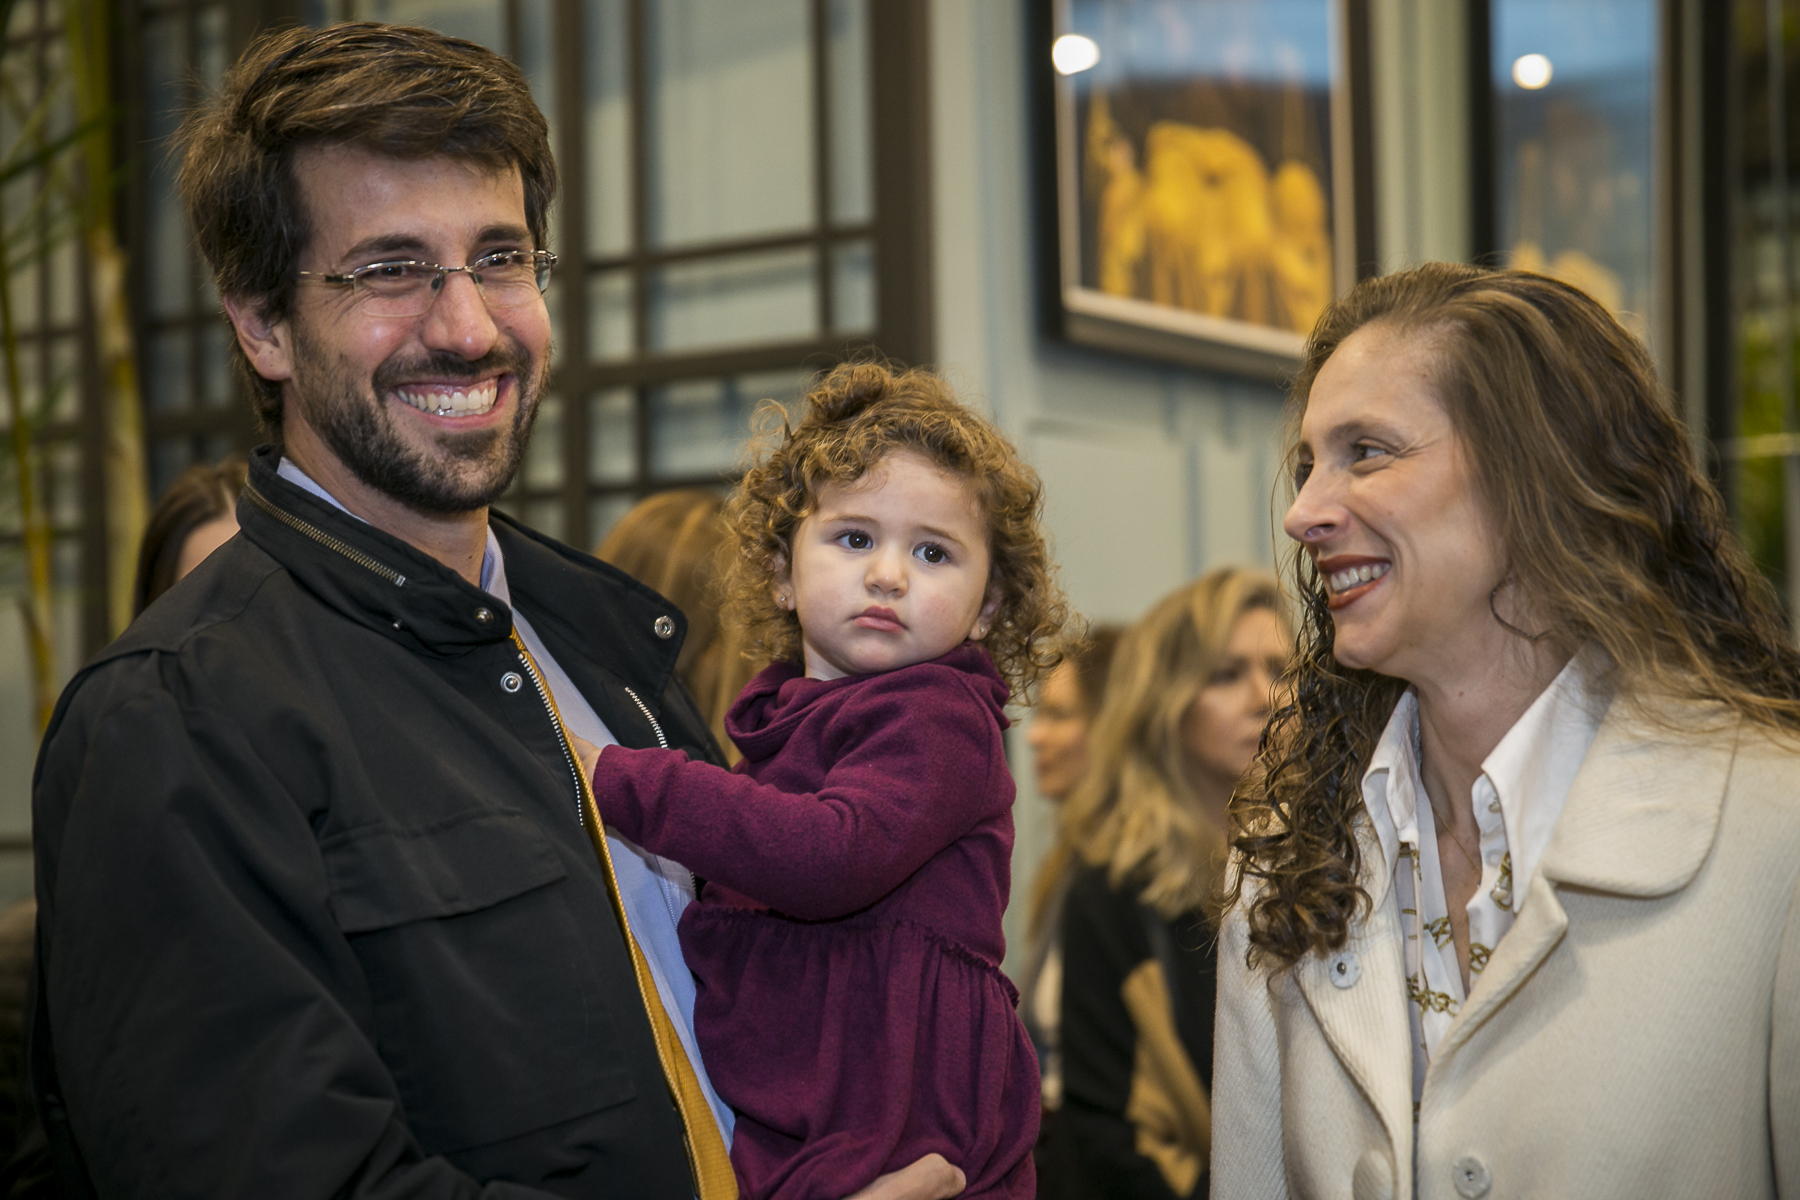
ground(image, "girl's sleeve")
xmin=589 ymin=673 xmax=1001 ymax=921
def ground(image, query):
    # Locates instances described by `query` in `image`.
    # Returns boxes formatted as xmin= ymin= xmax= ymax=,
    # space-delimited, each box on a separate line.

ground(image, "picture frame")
xmin=1039 ymin=0 xmax=1376 ymax=380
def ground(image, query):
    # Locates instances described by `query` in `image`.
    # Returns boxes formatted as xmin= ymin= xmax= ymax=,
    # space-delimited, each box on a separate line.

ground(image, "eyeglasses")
xmin=297 ymin=250 xmax=557 ymax=318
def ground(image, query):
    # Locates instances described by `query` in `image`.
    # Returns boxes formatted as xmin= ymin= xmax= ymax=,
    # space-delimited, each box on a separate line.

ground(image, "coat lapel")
xmin=1297 ymin=828 xmax=1416 ymax=1164
xmin=1439 ymin=696 xmax=1737 ymax=1057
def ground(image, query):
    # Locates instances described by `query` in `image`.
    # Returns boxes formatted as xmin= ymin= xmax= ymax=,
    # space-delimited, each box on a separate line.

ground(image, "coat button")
xmin=474 ymin=606 xmax=495 ymax=625
xmin=1452 ymin=1155 xmax=1491 ymax=1198
xmin=501 ymin=672 xmax=523 ymax=694
xmin=653 ymin=615 xmax=674 ymax=639
xmin=1328 ymin=950 xmax=1360 ymax=988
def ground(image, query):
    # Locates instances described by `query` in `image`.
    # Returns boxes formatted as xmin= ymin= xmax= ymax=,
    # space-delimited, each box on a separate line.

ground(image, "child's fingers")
xmin=843 ymin=1153 xmax=966 ymax=1200
xmin=567 ymin=732 xmax=603 ymax=782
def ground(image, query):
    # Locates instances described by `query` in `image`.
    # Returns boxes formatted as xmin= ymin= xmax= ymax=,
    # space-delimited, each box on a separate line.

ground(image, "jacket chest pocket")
xmin=321 ymin=809 xmax=638 ymax=1155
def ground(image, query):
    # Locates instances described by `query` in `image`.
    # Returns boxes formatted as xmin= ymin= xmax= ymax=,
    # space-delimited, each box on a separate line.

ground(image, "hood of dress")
xmin=725 ymin=642 xmax=1010 ymax=762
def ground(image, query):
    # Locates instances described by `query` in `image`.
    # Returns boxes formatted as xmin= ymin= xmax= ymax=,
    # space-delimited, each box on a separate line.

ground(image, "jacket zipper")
xmin=620 ymin=686 xmax=699 ymax=909
xmin=243 ymin=481 xmax=407 ymax=587
xmin=509 ymin=633 xmax=707 ymax=1188
xmin=511 ymin=636 xmax=588 ymax=827
xmin=622 ymin=686 xmax=669 ymax=749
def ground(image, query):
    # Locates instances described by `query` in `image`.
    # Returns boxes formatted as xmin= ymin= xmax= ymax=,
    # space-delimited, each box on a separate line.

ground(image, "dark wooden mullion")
xmin=866 ymin=0 xmax=932 ymax=367
xmin=626 ymin=0 xmax=651 ymax=501
xmin=184 ymin=3 xmax=206 ymax=421
xmin=809 ymin=0 xmax=833 ymax=339
xmin=587 ymin=338 xmax=846 ymax=390
xmin=587 ymin=222 xmax=874 ymax=272
xmin=550 ymin=0 xmax=588 ymax=546
xmin=1467 ymin=0 xmax=1496 ymax=264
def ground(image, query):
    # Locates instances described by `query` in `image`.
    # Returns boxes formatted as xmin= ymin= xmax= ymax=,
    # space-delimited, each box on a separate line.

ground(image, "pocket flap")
xmin=322 ymin=810 xmax=567 ymax=934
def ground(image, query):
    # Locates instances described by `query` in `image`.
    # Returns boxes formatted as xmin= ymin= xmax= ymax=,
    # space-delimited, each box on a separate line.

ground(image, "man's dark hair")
xmin=176 ymin=22 xmax=558 ymax=439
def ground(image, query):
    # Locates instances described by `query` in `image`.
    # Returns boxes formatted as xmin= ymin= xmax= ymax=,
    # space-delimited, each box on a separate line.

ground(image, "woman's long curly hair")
xmin=720 ymin=362 xmax=1074 ymax=699
xmin=1227 ymin=262 xmax=1800 ymax=974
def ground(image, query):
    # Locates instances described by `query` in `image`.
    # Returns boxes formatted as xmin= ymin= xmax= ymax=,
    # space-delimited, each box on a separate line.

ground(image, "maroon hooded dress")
xmin=589 ymin=643 xmax=1038 ymax=1200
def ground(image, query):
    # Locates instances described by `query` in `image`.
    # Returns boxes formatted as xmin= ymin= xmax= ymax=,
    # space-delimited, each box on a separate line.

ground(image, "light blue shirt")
xmin=276 ymin=459 xmax=734 ymax=1143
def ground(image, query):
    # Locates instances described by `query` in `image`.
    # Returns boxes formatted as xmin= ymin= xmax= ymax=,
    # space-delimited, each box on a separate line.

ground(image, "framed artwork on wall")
xmin=1039 ymin=0 xmax=1375 ymax=379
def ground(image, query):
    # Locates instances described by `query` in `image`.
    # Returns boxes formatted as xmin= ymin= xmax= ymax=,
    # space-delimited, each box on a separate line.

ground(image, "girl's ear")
xmin=970 ymin=585 xmax=1003 ymax=641
xmin=770 ymin=551 xmax=795 ymax=611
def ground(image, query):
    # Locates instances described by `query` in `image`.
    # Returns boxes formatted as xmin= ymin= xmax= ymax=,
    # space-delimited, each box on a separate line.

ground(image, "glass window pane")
xmin=198 ymin=4 xmax=228 ymax=87
xmin=46 ymin=440 xmax=80 ymax=530
xmin=150 ymin=438 xmax=196 ymax=503
xmin=589 ymin=270 xmax=636 ymax=360
xmin=47 ymin=222 xmax=76 ymax=328
xmin=647 ymin=247 xmax=817 ymax=353
xmin=364 ymin=0 xmax=503 ymax=50
xmin=524 ymin=498 xmax=565 ymax=541
xmin=648 ymin=378 xmax=752 ymax=479
xmin=518 ymin=0 xmax=558 ymax=145
xmin=585 ymin=0 xmax=632 ymax=257
xmin=48 ymin=337 xmax=78 ymax=424
xmin=201 ymin=322 xmax=235 ymax=409
xmin=589 ymin=388 xmax=636 ymax=484
xmin=646 ymin=0 xmax=814 ymax=247
xmin=523 ymin=394 xmax=564 ymax=489
xmin=1493 ymin=0 xmax=1658 ymax=344
xmin=589 ymin=493 xmax=636 ymax=547
xmin=831 ymin=239 xmax=874 ymax=334
xmin=648 ymin=371 xmax=804 ymax=479
xmin=144 ymin=331 xmax=192 ymax=413
xmin=145 ymin=13 xmax=190 ymax=319
xmin=827 ymin=0 xmax=873 ymax=225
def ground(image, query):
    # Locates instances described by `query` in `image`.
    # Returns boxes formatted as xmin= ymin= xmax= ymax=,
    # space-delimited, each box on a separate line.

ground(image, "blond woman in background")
xmin=596 ymin=489 xmax=757 ymax=762
xmin=1053 ymin=568 xmax=1289 ymax=1200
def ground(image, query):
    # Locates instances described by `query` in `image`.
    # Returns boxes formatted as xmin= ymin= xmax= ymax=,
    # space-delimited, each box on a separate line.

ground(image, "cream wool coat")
xmin=1212 ymin=698 xmax=1800 ymax=1200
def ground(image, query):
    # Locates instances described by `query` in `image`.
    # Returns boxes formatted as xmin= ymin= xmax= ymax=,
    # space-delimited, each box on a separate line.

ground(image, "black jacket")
xmin=1058 ymin=865 xmax=1216 ymax=1200
xmin=29 ymin=448 xmax=722 ymax=1198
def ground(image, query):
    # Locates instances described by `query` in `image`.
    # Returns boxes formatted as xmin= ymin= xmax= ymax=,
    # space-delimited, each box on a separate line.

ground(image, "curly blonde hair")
xmin=721 ymin=362 xmax=1074 ymax=699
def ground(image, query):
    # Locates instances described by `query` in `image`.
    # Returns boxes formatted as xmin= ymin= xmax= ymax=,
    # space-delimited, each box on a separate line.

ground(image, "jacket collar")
xmin=236 ymin=446 xmax=684 ymax=698
xmin=1437 ymin=693 xmax=1735 ymax=1062
xmin=1314 ymin=691 xmax=1739 ymax=1158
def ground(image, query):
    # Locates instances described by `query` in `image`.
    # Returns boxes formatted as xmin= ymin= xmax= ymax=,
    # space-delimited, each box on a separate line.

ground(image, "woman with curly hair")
xmin=1214 ymin=263 xmax=1800 ymax=1199
xmin=573 ymin=362 xmax=1074 ymax=1200
xmin=1055 ymin=569 xmax=1287 ymax=1200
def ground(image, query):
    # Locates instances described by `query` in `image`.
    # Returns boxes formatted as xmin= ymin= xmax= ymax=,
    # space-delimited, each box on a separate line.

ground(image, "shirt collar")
xmin=1359 ymin=646 xmax=1611 ymax=905
xmin=1478 ymin=644 xmax=1610 ymax=907
xmin=1361 ymin=687 xmax=1422 ymax=887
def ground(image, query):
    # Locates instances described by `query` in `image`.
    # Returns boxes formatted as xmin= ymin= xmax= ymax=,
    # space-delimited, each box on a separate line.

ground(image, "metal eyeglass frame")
xmin=296 ymin=249 xmax=558 ymax=311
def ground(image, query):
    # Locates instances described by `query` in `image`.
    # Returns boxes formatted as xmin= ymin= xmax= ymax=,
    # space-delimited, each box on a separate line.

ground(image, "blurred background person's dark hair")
xmin=595 ymin=489 xmax=756 ymax=763
xmin=1051 ymin=567 xmax=1288 ymax=1200
xmin=133 ymin=457 xmax=248 ymax=614
xmin=1020 ymin=623 xmax=1122 ymax=1200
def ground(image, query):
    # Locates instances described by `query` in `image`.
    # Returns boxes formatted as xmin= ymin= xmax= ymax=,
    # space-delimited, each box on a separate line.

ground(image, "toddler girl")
xmin=583 ymin=364 xmax=1070 ymax=1200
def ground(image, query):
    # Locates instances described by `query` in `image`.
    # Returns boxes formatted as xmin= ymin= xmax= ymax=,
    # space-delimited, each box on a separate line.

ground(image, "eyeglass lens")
xmin=353 ymin=254 xmax=552 ymax=318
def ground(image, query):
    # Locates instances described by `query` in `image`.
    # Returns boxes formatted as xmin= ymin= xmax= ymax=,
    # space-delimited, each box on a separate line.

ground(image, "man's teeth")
xmin=1328 ymin=562 xmax=1390 ymax=593
xmin=394 ymin=380 xmax=499 ymax=417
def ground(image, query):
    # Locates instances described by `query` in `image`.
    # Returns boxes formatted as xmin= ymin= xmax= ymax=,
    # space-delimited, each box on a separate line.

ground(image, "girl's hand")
xmin=843 ymin=1154 xmax=966 ymax=1200
xmin=568 ymin=732 xmax=602 ymax=783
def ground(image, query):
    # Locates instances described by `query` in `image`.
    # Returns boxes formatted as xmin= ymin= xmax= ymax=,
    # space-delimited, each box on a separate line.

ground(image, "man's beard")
xmin=287 ymin=322 xmax=547 ymax=515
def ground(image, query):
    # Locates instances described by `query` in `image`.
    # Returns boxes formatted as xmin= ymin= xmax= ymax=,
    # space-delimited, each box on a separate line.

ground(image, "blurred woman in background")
xmin=595 ymin=489 xmax=756 ymax=761
xmin=133 ymin=456 xmax=248 ymax=614
xmin=1055 ymin=567 xmax=1288 ymax=1200
xmin=1019 ymin=624 xmax=1122 ymax=1199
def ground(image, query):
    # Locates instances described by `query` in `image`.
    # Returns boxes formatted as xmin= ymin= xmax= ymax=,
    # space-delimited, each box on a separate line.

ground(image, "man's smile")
xmin=391 ymin=376 xmax=503 ymax=419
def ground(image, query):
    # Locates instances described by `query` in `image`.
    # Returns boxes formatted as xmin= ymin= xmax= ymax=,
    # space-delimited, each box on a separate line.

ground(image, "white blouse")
xmin=1359 ymin=648 xmax=1609 ymax=1105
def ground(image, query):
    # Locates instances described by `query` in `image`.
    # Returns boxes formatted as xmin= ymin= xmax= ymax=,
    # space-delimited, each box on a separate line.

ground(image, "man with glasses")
xmin=28 ymin=24 xmax=961 ymax=1200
